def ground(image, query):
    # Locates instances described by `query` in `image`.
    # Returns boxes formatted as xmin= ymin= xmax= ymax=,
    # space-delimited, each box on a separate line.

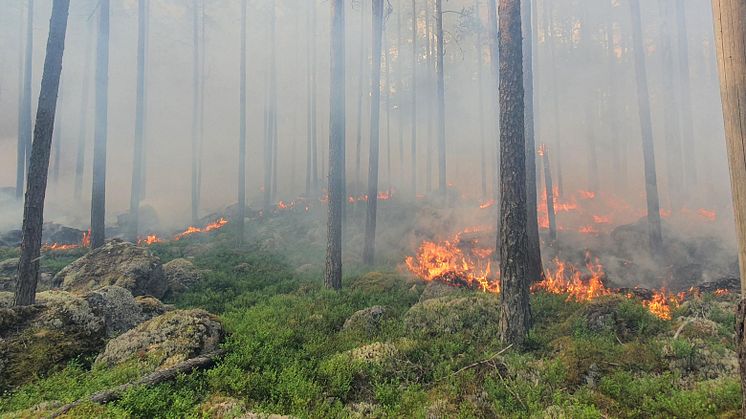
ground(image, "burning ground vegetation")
xmin=0 ymin=193 xmax=742 ymax=418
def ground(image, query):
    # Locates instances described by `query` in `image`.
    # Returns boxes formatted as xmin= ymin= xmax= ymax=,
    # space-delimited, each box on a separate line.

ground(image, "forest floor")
xmin=0 ymin=206 xmax=742 ymax=418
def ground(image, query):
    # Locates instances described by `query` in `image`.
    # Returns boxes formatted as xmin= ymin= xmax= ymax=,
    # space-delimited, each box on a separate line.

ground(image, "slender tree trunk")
xmin=711 ymin=0 xmax=746 ymax=410
xmin=305 ymin=3 xmax=314 ymax=196
xmin=14 ymin=0 xmax=70 ymax=306
xmin=270 ymin=3 xmax=279 ymax=203
xmin=498 ymin=0 xmax=531 ymax=346
xmin=487 ymin=0 xmax=500 ymax=204
xmin=237 ymin=0 xmax=248 ymax=244
xmin=52 ymin=80 xmax=62 ymax=184
xmin=74 ymin=21 xmax=93 ymax=200
xmin=17 ymin=0 xmax=34 ymax=199
xmin=355 ymin=4 xmax=367 ymax=193
xmin=476 ymin=0 xmax=487 ymax=199
xmin=385 ymin=26 xmax=393 ymax=193
xmin=410 ymin=0 xmax=418 ymax=196
xmin=658 ymin=0 xmax=683 ymax=210
xmin=190 ymin=0 xmax=201 ymax=224
xmin=15 ymin=4 xmax=24 ymax=199
xmin=363 ymin=0 xmax=384 ymax=265
xmin=397 ymin=5 xmax=404 ymax=186
xmin=311 ymin=3 xmax=319 ymax=193
xmin=128 ymin=0 xmax=148 ymax=243
xmin=325 ymin=0 xmax=346 ymax=290
xmin=541 ymin=146 xmax=557 ymax=241
xmin=522 ymin=0 xmax=543 ymax=283
xmin=629 ymin=0 xmax=663 ymax=253
xmin=90 ymin=0 xmax=110 ymax=250
xmin=425 ymin=0 xmax=434 ymax=194
xmin=435 ymin=0 xmax=447 ymax=195
xmin=545 ymin=1 xmax=563 ymax=197
xmin=677 ymin=1 xmax=697 ymax=188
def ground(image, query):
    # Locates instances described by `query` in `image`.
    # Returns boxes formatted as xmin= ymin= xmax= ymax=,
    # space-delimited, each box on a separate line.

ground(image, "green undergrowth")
xmin=0 ymin=232 xmax=741 ymax=418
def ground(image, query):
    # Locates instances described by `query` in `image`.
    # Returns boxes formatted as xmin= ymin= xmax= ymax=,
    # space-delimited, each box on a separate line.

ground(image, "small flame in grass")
xmin=174 ymin=218 xmax=228 ymax=241
xmin=479 ymin=199 xmax=496 ymax=209
xmin=138 ymin=235 xmax=163 ymax=246
xmin=641 ymin=289 xmax=683 ymax=321
xmin=43 ymin=230 xmax=91 ymax=252
xmin=714 ymin=289 xmax=730 ymax=297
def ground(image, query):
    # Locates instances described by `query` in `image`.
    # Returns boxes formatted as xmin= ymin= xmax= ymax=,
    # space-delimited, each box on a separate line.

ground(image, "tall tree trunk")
xmin=14 ymin=0 xmax=70 ymax=306
xmin=658 ymin=0 xmax=683 ymax=210
xmin=305 ymin=2 xmax=314 ymax=196
xmin=711 ymin=0 xmax=746 ymax=410
xmin=677 ymin=1 xmax=697 ymax=188
xmin=74 ymin=20 xmax=94 ymax=200
xmin=190 ymin=0 xmax=201 ymax=224
xmin=363 ymin=0 xmax=384 ymax=265
xmin=410 ymin=0 xmax=418 ymax=196
xmin=385 ymin=25 xmax=393 ymax=193
xmin=311 ymin=3 xmax=319 ymax=193
xmin=237 ymin=0 xmax=248 ymax=245
xmin=90 ymin=0 xmax=110 ymax=250
xmin=522 ymin=0 xmax=543 ymax=283
xmin=17 ymin=0 xmax=34 ymax=199
xmin=475 ymin=0 xmax=487 ymax=199
xmin=270 ymin=3 xmax=279 ymax=203
xmin=355 ymin=4 xmax=367 ymax=193
xmin=435 ymin=0 xmax=447 ymax=195
xmin=425 ymin=0 xmax=434 ymax=194
xmin=487 ymin=0 xmax=500 ymax=204
xmin=498 ymin=0 xmax=531 ymax=346
xmin=629 ymin=0 xmax=663 ymax=253
xmin=545 ymin=1 xmax=563 ymax=197
xmin=325 ymin=0 xmax=346 ymax=290
xmin=397 ymin=4 xmax=404 ymax=186
xmin=51 ymin=79 xmax=62 ymax=183
xmin=128 ymin=0 xmax=148 ymax=243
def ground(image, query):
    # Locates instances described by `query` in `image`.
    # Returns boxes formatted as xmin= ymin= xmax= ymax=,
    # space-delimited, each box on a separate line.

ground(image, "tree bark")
xmin=237 ymin=0 xmax=248 ymax=245
xmin=410 ymin=0 xmax=418 ymax=196
xmin=629 ymin=0 xmax=663 ymax=253
xmin=325 ymin=0 xmax=346 ymax=290
xmin=487 ymin=0 xmax=500 ymax=204
xmin=522 ymin=0 xmax=543 ymax=283
xmin=363 ymin=0 xmax=385 ymax=266
xmin=51 ymin=80 xmax=62 ymax=184
xmin=128 ymin=0 xmax=148 ymax=243
xmin=498 ymin=0 xmax=531 ymax=345
xmin=435 ymin=0 xmax=447 ymax=195
xmin=74 ymin=21 xmax=94 ymax=200
xmin=90 ymin=0 xmax=110 ymax=250
xmin=355 ymin=3 xmax=367 ymax=193
xmin=17 ymin=0 xmax=34 ymax=200
xmin=710 ymin=0 xmax=746 ymax=411
xmin=14 ymin=0 xmax=70 ymax=307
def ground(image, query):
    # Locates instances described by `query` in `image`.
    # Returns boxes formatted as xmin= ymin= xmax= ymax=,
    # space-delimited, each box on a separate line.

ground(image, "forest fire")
xmin=42 ymin=230 xmax=91 ymax=252
xmin=174 ymin=218 xmax=228 ymax=240
xmin=137 ymin=235 xmax=163 ymax=246
xmin=406 ymin=229 xmax=693 ymax=320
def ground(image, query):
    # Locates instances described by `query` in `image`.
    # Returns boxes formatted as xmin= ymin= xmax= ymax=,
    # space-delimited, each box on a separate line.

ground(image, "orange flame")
xmin=174 ymin=218 xmax=228 ymax=240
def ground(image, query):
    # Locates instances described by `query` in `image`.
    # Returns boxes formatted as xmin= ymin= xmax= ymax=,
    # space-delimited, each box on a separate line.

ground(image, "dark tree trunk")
xmin=363 ymin=0 xmax=385 ymax=265
xmin=17 ymin=0 xmax=34 ymax=199
xmin=522 ymin=0 xmax=543 ymax=283
xmin=74 ymin=21 xmax=94 ymax=200
xmin=410 ymin=0 xmax=418 ymax=196
xmin=128 ymin=0 xmax=148 ymax=243
xmin=51 ymin=81 xmax=62 ymax=184
xmin=629 ymin=0 xmax=663 ymax=253
xmin=237 ymin=0 xmax=248 ymax=245
xmin=325 ymin=0 xmax=346 ymax=290
xmin=541 ymin=146 xmax=557 ymax=241
xmin=658 ymin=0 xmax=683 ymax=209
xmin=190 ymin=0 xmax=202 ymax=224
xmin=487 ymin=0 xmax=500 ymax=204
xmin=355 ymin=4 xmax=367 ymax=193
xmin=677 ymin=1 xmax=697 ymax=188
xmin=434 ymin=0 xmax=447 ymax=195
xmin=497 ymin=0 xmax=531 ymax=346
xmin=90 ymin=0 xmax=110 ymax=250
xmin=475 ymin=0 xmax=487 ymax=199
xmin=14 ymin=0 xmax=70 ymax=307
xmin=711 ymin=0 xmax=746 ymax=409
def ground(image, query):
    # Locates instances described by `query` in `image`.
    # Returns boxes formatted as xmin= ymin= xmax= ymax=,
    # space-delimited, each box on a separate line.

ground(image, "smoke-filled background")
xmin=0 ymin=0 xmax=735 ymax=252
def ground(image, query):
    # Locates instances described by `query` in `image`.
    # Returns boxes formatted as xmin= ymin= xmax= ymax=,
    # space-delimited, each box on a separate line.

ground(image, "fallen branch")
xmin=433 ymin=344 xmax=514 ymax=384
xmin=52 ymin=350 xmax=225 ymax=417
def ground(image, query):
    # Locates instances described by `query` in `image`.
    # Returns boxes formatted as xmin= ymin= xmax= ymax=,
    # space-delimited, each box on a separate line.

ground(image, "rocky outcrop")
xmin=163 ymin=258 xmax=203 ymax=297
xmin=53 ymin=240 xmax=166 ymax=298
xmin=95 ymin=309 xmax=224 ymax=370
xmin=404 ymin=295 xmax=501 ymax=339
xmin=0 ymin=291 xmax=106 ymax=390
xmin=83 ymin=286 xmax=148 ymax=338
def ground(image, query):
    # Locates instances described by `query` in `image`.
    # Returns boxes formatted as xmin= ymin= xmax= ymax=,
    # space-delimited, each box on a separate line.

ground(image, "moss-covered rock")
xmin=350 ymin=272 xmax=404 ymax=294
xmin=347 ymin=342 xmax=399 ymax=366
xmin=0 ymin=291 xmax=13 ymax=308
xmin=419 ymin=280 xmax=464 ymax=301
xmin=135 ymin=295 xmax=171 ymax=318
xmin=163 ymin=258 xmax=203 ymax=298
xmin=95 ymin=309 xmax=224 ymax=369
xmin=0 ymin=290 xmax=105 ymax=390
xmin=83 ymin=286 xmax=145 ymax=337
xmin=52 ymin=239 xmax=166 ymax=298
xmin=342 ymin=306 xmax=386 ymax=335
xmin=403 ymin=294 xmax=500 ymax=338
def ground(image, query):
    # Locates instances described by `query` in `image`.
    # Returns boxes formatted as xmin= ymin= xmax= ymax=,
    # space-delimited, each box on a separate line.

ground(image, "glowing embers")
xmin=42 ymin=230 xmax=91 ymax=252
